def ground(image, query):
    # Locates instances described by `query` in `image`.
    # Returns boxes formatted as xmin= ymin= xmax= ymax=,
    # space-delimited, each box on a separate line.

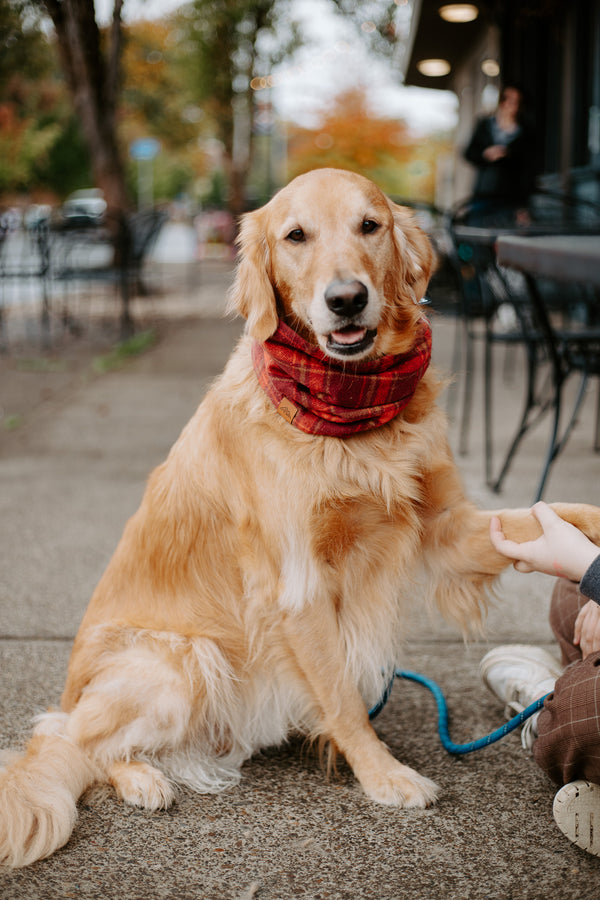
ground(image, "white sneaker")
xmin=479 ymin=645 xmax=563 ymax=749
xmin=553 ymin=780 xmax=600 ymax=856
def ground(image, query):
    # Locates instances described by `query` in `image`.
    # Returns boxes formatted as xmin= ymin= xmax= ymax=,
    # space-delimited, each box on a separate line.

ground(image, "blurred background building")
xmin=0 ymin=0 xmax=598 ymax=222
xmin=403 ymin=0 xmax=600 ymax=207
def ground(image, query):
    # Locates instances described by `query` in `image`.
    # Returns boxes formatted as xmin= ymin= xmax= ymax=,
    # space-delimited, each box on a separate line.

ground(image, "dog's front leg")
xmin=427 ymin=501 xmax=600 ymax=581
xmin=423 ymin=498 xmax=600 ymax=632
xmin=282 ymin=603 xmax=438 ymax=808
xmin=497 ymin=502 xmax=600 ymax=547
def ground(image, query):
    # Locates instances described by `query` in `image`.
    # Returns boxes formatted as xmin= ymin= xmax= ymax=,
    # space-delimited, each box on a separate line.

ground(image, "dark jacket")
xmin=464 ymin=116 xmax=536 ymax=207
xmin=581 ymin=555 xmax=600 ymax=605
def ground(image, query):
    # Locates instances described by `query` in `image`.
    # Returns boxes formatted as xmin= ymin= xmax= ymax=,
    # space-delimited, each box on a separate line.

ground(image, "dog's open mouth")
xmin=327 ymin=326 xmax=377 ymax=356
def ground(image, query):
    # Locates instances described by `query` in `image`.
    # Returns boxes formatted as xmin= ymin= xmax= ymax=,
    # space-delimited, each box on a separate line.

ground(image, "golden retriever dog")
xmin=2 ymin=168 xmax=600 ymax=868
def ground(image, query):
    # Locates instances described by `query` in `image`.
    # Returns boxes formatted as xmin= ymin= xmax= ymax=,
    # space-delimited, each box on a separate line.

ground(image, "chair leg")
xmin=484 ymin=327 xmax=494 ymax=485
xmin=40 ymin=284 xmax=51 ymax=350
xmin=458 ymin=320 xmax=474 ymax=456
xmin=553 ymin=372 xmax=588 ymax=458
xmin=532 ymin=372 xmax=588 ymax=502
xmin=533 ymin=389 xmax=563 ymax=503
xmin=445 ymin=311 xmax=463 ymax=421
xmin=491 ymin=342 xmax=539 ymax=494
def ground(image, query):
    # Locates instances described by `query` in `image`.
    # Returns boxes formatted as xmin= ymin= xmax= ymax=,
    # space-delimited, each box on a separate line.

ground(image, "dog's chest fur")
xmin=182 ymin=340 xmax=436 ymax=705
xmin=207 ymin=335 xmax=435 ymax=583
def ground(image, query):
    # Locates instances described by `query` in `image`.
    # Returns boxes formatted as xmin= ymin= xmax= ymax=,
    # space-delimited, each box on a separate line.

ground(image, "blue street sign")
xmin=129 ymin=137 xmax=161 ymax=161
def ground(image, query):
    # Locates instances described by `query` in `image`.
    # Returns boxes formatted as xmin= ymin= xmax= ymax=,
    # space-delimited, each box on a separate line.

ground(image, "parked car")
xmin=61 ymin=188 xmax=106 ymax=224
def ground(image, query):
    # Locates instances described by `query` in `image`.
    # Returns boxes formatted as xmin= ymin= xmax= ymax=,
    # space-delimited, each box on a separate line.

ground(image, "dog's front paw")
xmin=358 ymin=759 xmax=438 ymax=808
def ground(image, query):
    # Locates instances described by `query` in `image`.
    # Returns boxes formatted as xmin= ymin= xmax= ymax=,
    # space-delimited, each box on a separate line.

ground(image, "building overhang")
xmin=403 ymin=1 xmax=493 ymax=90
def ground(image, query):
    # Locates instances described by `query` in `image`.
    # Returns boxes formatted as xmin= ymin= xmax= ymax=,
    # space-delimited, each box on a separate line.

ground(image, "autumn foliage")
xmin=1 ymin=6 xmax=452 ymax=210
xmin=287 ymin=88 xmax=451 ymax=203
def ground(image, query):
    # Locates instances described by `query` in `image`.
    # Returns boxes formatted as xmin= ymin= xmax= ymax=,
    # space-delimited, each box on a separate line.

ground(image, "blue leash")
xmin=368 ymin=668 xmax=550 ymax=756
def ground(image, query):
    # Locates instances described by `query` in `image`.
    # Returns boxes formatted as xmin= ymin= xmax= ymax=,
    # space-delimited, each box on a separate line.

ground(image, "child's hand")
xmin=490 ymin=501 xmax=600 ymax=582
xmin=574 ymin=600 xmax=600 ymax=658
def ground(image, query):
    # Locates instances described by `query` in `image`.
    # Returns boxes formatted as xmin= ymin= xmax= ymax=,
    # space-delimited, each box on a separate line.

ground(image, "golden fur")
xmin=2 ymin=168 xmax=600 ymax=868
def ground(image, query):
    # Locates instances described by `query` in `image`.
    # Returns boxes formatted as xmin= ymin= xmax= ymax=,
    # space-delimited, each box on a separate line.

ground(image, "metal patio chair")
xmin=51 ymin=208 xmax=168 ymax=337
xmin=491 ymin=245 xmax=600 ymax=501
xmin=448 ymin=191 xmax=600 ymax=495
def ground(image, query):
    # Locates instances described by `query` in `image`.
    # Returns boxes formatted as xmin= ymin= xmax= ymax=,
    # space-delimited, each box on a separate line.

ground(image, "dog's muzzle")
xmin=324 ymin=279 xmax=376 ymax=356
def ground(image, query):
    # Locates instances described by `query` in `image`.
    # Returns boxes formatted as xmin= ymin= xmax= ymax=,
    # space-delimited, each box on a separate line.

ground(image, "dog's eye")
xmin=286 ymin=228 xmax=305 ymax=243
xmin=361 ymin=219 xmax=380 ymax=234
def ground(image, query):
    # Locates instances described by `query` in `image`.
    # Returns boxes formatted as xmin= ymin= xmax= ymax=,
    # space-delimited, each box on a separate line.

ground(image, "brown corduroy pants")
xmin=533 ymin=578 xmax=600 ymax=785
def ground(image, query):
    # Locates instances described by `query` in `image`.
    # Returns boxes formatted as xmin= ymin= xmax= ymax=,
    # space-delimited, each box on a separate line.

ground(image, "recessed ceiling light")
xmin=417 ymin=58 xmax=451 ymax=77
xmin=439 ymin=4 xmax=479 ymax=23
xmin=481 ymin=58 xmax=500 ymax=77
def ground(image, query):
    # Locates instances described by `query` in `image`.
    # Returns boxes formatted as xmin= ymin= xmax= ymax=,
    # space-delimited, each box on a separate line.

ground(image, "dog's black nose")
xmin=325 ymin=280 xmax=368 ymax=317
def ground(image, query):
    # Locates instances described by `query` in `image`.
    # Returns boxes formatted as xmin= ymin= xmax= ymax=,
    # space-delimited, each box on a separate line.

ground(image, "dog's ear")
xmin=388 ymin=200 xmax=435 ymax=304
xmin=227 ymin=208 xmax=279 ymax=342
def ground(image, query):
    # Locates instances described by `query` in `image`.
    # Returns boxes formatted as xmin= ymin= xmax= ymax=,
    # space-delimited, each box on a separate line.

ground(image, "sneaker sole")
xmin=553 ymin=780 xmax=600 ymax=856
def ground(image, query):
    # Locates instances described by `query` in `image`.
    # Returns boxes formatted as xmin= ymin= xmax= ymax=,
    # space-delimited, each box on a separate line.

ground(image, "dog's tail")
xmin=0 ymin=726 xmax=99 ymax=868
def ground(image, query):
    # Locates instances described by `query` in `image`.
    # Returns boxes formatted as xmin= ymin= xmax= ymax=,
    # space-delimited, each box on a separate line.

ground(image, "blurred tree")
xmin=41 ymin=0 xmax=131 ymax=228
xmin=0 ymin=0 xmax=53 ymax=90
xmin=329 ymin=0 xmax=401 ymax=59
xmin=287 ymin=87 xmax=450 ymax=203
xmin=119 ymin=18 xmax=210 ymax=204
xmin=287 ymin=88 xmax=410 ymax=191
xmin=0 ymin=6 xmax=209 ymax=206
xmin=0 ymin=0 xmax=68 ymax=196
xmin=121 ymin=20 xmax=197 ymax=148
xmin=0 ymin=101 xmax=60 ymax=194
xmin=173 ymin=0 xmax=301 ymax=213
xmin=40 ymin=112 xmax=93 ymax=196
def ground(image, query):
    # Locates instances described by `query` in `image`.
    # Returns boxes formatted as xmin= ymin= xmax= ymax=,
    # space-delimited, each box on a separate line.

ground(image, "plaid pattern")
xmin=534 ymin=579 xmax=600 ymax=785
xmin=251 ymin=318 xmax=432 ymax=437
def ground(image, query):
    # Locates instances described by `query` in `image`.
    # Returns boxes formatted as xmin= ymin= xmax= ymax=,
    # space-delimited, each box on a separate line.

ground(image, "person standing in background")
xmin=464 ymin=84 xmax=536 ymax=226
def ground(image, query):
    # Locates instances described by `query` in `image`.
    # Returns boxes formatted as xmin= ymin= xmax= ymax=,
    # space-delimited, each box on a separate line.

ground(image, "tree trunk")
xmin=42 ymin=0 xmax=130 ymax=223
xmin=228 ymin=89 xmax=253 ymax=215
xmin=42 ymin=0 xmax=133 ymax=334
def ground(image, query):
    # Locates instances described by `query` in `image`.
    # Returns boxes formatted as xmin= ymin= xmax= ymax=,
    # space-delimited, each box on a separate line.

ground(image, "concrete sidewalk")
xmin=1 ymin=263 xmax=599 ymax=899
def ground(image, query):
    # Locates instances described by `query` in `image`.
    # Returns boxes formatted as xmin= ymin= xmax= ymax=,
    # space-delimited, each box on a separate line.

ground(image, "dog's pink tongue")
xmin=331 ymin=327 xmax=366 ymax=345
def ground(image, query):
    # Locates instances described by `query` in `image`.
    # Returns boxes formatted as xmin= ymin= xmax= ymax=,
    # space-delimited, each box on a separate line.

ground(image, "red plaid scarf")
xmin=251 ymin=319 xmax=432 ymax=437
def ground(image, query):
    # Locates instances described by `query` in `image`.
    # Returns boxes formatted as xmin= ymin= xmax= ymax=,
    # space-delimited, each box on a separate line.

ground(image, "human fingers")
xmin=588 ymin=608 xmax=600 ymax=657
xmin=489 ymin=516 xmax=525 ymax=559
xmin=577 ymin=602 xmax=600 ymax=657
xmin=530 ymin=501 xmax=562 ymax=532
xmin=490 ymin=520 xmax=538 ymax=571
xmin=514 ymin=560 xmax=536 ymax=573
xmin=489 ymin=516 xmax=505 ymax=546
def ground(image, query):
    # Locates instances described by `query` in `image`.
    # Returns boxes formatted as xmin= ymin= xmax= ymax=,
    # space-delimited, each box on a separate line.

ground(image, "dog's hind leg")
xmin=0 ymin=634 xmax=206 ymax=868
xmin=107 ymin=760 xmax=175 ymax=810
xmin=63 ymin=629 xmax=244 ymax=801
xmin=63 ymin=638 xmax=200 ymax=792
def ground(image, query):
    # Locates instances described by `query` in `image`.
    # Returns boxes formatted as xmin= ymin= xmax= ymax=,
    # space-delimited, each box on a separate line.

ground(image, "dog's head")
xmin=227 ymin=168 xmax=434 ymax=360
